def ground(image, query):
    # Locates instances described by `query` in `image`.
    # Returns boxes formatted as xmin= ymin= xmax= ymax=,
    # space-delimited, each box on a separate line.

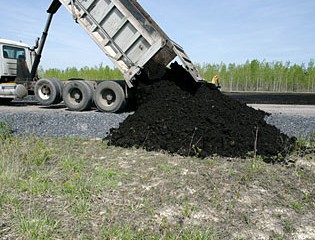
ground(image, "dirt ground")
xmin=1 ymin=137 xmax=314 ymax=239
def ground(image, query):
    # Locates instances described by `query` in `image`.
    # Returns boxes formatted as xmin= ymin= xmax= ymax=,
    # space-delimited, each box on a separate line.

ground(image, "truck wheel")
xmin=53 ymin=78 xmax=63 ymax=100
xmin=35 ymin=78 xmax=62 ymax=105
xmin=63 ymin=80 xmax=93 ymax=111
xmin=94 ymin=81 xmax=126 ymax=113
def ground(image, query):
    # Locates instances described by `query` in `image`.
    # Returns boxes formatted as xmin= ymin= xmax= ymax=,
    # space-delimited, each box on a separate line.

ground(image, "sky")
xmin=0 ymin=0 xmax=314 ymax=70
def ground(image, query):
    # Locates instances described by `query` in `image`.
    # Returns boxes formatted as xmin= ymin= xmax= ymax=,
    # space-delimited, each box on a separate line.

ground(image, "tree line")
xmin=41 ymin=59 xmax=315 ymax=92
xmin=39 ymin=64 xmax=123 ymax=82
xmin=197 ymin=59 xmax=315 ymax=92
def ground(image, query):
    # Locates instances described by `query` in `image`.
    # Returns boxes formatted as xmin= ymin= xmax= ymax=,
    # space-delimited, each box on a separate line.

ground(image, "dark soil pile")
xmin=107 ymin=63 xmax=296 ymax=161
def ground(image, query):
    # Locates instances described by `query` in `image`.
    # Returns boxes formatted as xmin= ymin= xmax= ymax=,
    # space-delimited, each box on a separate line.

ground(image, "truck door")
xmin=1 ymin=45 xmax=26 ymax=79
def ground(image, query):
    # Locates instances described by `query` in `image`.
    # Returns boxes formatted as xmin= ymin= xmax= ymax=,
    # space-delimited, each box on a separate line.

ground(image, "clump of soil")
xmin=107 ymin=63 xmax=296 ymax=161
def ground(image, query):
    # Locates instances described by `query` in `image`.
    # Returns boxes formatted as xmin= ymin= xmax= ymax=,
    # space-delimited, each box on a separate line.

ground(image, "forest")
xmin=41 ymin=59 xmax=315 ymax=92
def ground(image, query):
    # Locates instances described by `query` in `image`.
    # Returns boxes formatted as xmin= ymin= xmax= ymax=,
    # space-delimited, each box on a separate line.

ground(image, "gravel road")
xmin=251 ymin=104 xmax=315 ymax=140
xmin=0 ymin=110 xmax=129 ymax=139
xmin=0 ymin=98 xmax=129 ymax=139
xmin=0 ymin=99 xmax=314 ymax=140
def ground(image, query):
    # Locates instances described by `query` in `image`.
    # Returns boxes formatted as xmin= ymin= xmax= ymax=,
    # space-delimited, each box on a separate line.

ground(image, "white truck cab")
xmin=0 ymin=39 xmax=33 ymax=100
xmin=0 ymin=39 xmax=34 ymax=81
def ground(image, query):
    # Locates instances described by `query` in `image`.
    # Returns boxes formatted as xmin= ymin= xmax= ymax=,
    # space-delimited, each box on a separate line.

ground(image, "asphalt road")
xmin=249 ymin=104 xmax=315 ymax=116
xmin=0 ymin=101 xmax=314 ymax=116
xmin=225 ymin=92 xmax=315 ymax=105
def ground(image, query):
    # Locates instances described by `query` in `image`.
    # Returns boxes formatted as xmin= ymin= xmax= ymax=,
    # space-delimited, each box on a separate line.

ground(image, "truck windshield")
xmin=2 ymin=45 xmax=25 ymax=59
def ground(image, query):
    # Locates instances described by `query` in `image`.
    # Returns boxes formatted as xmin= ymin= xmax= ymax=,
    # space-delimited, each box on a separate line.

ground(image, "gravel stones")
xmin=0 ymin=111 xmax=128 ymax=139
xmin=266 ymin=114 xmax=315 ymax=140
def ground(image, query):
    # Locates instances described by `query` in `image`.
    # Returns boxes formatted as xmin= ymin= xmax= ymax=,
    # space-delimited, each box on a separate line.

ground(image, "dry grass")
xmin=0 ymin=134 xmax=314 ymax=239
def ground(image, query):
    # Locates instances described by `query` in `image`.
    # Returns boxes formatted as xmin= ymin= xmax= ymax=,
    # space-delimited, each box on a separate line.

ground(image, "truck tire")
xmin=63 ymin=80 xmax=93 ymax=111
xmin=53 ymin=78 xmax=64 ymax=100
xmin=35 ymin=78 xmax=62 ymax=105
xmin=94 ymin=81 xmax=126 ymax=113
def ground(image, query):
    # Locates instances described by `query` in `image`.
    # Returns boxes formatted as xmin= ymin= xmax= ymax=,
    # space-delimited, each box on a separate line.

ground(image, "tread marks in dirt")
xmin=107 ymin=63 xmax=296 ymax=161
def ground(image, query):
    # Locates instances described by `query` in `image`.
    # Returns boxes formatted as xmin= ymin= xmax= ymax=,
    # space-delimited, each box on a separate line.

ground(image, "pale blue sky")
xmin=0 ymin=0 xmax=314 ymax=70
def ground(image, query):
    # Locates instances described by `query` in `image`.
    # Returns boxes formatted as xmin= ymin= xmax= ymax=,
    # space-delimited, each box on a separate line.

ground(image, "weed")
xmin=158 ymin=163 xmax=174 ymax=174
xmin=101 ymin=224 xmax=142 ymax=239
xmin=71 ymin=198 xmax=91 ymax=218
xmin=89 ymin=167 xmax=120 ymax=189
xmin=289 ymin=201 xmax=304 ymax=213
xmin=249 ymin=156 xmax=265 ymax=173
xmin=15 ymin=209 xmax=59 ymax=239
xmin=176 ymin=227 xmax=218 ymax=240
xmin=101 ymin=224 xmax=217 ymax=239
xmin=60 ymin=155 xmax=84 ymax=173
xmin=282 ymin=219 xmax=296 ymax=234
xmin=28 ymin=140 xmax=52 ymax=166
xmin=302 ymin=192 xmax=315 ymax=207
xmin=18 ymin=171 xmax=53 ymax=195
xmin=182 ymin=202 xmax=193 ymax=218
xmin=270 ymin=233 xmax=286 ymax=240
xmin=0 ymin=121 xmax=13 ymax=141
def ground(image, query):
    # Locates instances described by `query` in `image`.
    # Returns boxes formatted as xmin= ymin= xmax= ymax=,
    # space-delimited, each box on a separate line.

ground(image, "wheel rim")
xmin=100 ymin=89 xmax=116 ymax=107
xmin=38 ymin=85 xmax=51 ymax=100
xmin=69 ymin=88 xmax=83 ymax=104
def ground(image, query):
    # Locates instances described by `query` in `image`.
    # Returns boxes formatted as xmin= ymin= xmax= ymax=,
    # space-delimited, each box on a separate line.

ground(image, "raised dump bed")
xmin=59 ymin=0 xmax=204 ymax=87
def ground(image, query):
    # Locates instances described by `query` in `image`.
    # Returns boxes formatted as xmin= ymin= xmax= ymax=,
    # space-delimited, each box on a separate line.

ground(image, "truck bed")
xmin=58 ymin=0 xmax=204 ymax=86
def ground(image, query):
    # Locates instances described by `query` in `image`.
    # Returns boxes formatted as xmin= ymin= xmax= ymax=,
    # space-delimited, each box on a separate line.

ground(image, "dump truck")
xmin=0 ymin=0 xmax=204 ymax=112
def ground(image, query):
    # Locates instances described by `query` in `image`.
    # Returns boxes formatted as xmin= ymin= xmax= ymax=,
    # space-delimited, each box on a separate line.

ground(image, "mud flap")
xmin=16 ymin=58 xmax=31 ymax=81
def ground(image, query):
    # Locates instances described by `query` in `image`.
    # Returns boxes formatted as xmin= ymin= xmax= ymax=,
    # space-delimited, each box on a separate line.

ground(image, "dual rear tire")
xmin=35 ymin=79 xmax=127 ymax=112
xmin=34 ymin=78 xmax=63 ymax=105
xmin=94 ymin=81 xmax=126 ymax=113
xmin=62 ymin=80 xmax=94 ymax=111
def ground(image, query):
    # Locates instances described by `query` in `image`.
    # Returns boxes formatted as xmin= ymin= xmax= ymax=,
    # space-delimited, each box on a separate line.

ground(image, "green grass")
xmin=0 ymin=121 xmax=13 ymax=142
xmin=0 ymin=133 xmax=314 ymax=239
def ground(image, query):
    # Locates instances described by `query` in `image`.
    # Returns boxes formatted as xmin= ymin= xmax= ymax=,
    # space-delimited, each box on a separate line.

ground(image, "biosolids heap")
xmin=107 ymin=63 xmax=296 ymax=162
